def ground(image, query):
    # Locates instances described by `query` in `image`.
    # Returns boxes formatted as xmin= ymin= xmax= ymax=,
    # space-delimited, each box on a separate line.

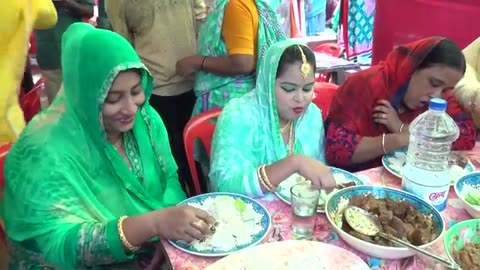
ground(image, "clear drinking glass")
xmin=290 ymin=183 xmax=320 ymax=239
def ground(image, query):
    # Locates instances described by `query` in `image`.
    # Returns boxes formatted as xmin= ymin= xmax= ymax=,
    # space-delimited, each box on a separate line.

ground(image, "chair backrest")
xmin=0 ymin=142 xmax=11 ymax=248
xmin=29 ymin=33 xmax=36 ymax=55
xmin=312 ymin=82 xmax=339 ymax=120
xmin=313 ymin=42 xmax=344 ymax=58
xmin=313 ymin=43 xmax=344 ymax=83
xmin=183 ymin=109 xmax=222 ymax=196
xmin=372 ymin=0 xmax=480 ymax=64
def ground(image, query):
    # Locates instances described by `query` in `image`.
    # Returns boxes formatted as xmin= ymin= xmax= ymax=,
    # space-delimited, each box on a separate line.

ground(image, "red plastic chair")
xmin=372 ymin=0 xmax=480 ymax=64
xmin=313 ymin=42 xmax=344 ymax=58
xmin=19 ymin=76 xmax=44 ymax=122
xmin=29 ymin=33 xmax=36 ymax=56
xmin=0 ymin=142 xmax=11 ymax=248
xmin=312 ymin=82 xmax=339 ymax=120
xmin=183 ymin=109 xmax=222 ymax=196
xmin=313 ymin=43 xmax=344 ymax=82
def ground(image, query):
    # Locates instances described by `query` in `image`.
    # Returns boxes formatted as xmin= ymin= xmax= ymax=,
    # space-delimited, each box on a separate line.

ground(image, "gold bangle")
xmin=399 ymin=123 xmax=405 ymax=133
xmin=256 ymin=167 xmax=271 ymax=191
xmin=259 ymin=167 xmax=274 ymax=192
xmin=118 ymin=216 xmax=141 ymax=252
xmin=261 ymin=165 xmax=276 ymax=190
xmin=258 ymin=165 xmax=275 ymax=191
xmin=381 ymin=133 xmax=387 ymax=154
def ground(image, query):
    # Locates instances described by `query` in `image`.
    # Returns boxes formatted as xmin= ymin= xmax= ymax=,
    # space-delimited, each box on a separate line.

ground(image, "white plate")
xmin=274 ymin=167 xmax=365 ymax=213
xmin=168 ymin=192 xmax=271 ymax=257
xmin=205 ymin=240 xmax=370 ymax=270
xmin=382 ymin=148 xmax=475 ymax=185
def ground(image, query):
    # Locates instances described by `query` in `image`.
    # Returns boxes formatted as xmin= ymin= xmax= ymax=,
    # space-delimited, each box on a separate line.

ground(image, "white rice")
xmin=388 ymin=151 xmax=407 ymax=171
xmin=450 ymin=165 xmax=468 ymax=182
xmin=187 ymin=196 xmax=264 ymax=251
xmin=387 ymin=155 xmax=468 ymax=183
xmin=279 ymin=173 xmax=352 ymax=206
xmin=318 ymin=173 xmax=350 ymax=205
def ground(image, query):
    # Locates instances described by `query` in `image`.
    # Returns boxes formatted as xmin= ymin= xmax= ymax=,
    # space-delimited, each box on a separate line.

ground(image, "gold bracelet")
xmin=256 ymin=167 xmax=271 ymax=191
xmin=399 ymin=123 xmax=405 ymax=133
xmin=258 ymin=165 xmax=275 ymax=191
xmin=260 ymin=165 xmax=276 ymax=190
xmin=381 ymin=133 xmax=387 ymax=154
xmin=118 ymin=216 xmax=141 ymax=252
xmin=258 ymin=166 xmax=274 ymax=192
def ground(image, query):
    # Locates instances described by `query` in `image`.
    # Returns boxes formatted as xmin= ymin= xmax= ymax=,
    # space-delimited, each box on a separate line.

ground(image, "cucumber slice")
xmin=466 ymin=188 xmax=480 ymax=206
xmin=234 ymin=198 xmax=247 ymax=212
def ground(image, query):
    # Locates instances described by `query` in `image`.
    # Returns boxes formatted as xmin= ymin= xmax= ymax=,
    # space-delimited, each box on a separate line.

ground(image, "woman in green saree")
xmin=2 ymin=23 xmax=214 ymax=269
xmin=176 ymin=0 xmax=286 ymax=117
xmin=209 ymin=40 xmax=336 ymax=197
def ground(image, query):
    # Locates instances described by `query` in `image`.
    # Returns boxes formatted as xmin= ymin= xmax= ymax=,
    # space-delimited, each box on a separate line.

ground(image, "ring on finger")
xmin=191 ymin=220 xmax=204 ymax=229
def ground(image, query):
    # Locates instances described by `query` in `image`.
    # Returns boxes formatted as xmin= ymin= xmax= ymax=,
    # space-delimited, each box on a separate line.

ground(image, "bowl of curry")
xmin=444 ymin=219 xmax=480 ymax=269
xmin=325 ymin=185 xmax=445 ymax=259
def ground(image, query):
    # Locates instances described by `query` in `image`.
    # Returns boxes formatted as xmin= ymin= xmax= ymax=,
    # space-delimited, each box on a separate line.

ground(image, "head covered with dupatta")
xmin=3 ymin=23 xmax=185 ymax=267
xmin=209 ymin=39 xmax=325 ymax=196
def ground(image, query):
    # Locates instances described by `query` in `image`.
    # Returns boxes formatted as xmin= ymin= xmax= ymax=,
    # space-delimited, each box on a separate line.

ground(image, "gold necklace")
xmin=280 ymin=121 xmax=292 ymax=133
xmin=287 ymin=121 xmax=295 ymax=155
xmin=112 ymin=139 xmax=124 ymax=152
xmin=112 ymin=138 xmax=133 ymax=169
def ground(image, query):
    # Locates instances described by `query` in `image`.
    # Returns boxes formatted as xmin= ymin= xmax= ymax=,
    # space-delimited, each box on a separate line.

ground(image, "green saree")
xmin=2 ymin=23 xmax=186 ymax=269
xmin=192 ymin=0 xmax=286 ymax=116
xmin=209 ymin=40 xmax=326 ymax=197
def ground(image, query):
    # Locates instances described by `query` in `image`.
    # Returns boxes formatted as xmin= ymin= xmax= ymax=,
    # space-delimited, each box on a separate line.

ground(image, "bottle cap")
xmin=429 ymin=98 xmax=447 ymax=111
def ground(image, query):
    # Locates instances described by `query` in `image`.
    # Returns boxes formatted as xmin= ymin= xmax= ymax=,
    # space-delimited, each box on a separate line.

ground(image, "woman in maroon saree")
xmin=326 ymin=37 xmax=476 ymax=172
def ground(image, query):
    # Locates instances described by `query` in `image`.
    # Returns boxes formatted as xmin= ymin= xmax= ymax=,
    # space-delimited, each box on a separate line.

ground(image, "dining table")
xmin=163 ymin=145 xmax=480 ymax=270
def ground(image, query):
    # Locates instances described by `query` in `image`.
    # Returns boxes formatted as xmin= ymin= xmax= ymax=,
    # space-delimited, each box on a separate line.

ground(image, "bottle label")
xmin=402 ymin=178 xmax=449 ymax=212
xmin=428 ymin=191 xmax=447 ymax=201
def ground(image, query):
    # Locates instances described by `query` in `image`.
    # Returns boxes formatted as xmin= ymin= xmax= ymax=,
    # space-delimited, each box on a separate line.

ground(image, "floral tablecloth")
xmin=163 ymin=148 xmax=480 ymax=270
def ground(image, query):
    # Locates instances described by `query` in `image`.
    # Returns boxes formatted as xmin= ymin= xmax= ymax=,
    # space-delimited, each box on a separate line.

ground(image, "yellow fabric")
xmin=453 ymin=37 xmax=480 ymax=128
xmin=0 ymin=0 xmax=57 ymax=142
xmin=222 ymin=0 xmax=259 ymax=56
xmin=463 ymin=37 xmax=480 ymax=70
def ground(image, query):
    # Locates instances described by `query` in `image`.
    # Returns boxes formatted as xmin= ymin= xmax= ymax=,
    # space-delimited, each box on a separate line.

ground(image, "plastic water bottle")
xmin=401 ymin=98 xmax=459 ymax=211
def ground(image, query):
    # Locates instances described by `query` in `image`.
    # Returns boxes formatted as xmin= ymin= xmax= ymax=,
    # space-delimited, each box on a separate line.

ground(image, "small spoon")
xmin=343 ymin=206 xmax=461 ymax=270
xmin=268 ymin=224 xmax=282 ymax=242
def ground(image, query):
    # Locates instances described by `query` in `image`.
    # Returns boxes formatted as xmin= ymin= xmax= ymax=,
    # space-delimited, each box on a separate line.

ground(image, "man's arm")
xmin=63 ymin=0 xmax=94 ymax=18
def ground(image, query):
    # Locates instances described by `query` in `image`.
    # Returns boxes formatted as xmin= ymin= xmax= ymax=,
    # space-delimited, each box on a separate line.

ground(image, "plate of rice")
xmin=168 ymin=192 xmax=271 ymax=257
xmin=382 ymin=148 xmax=475 ymax=185
xmin=274 ymin=167 xmax=365 ymax=213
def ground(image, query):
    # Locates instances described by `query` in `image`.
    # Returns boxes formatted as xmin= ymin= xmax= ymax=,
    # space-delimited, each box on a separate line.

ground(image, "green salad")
xmin=465 ymin=188 xmax=480 ymax=206
xmin=234 ymin=198 xmax=247 ymax=212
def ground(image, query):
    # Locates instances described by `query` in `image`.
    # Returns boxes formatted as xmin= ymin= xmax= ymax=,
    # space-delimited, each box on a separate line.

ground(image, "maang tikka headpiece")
xmin=297 ymin=45 xmax=311 ymax=80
